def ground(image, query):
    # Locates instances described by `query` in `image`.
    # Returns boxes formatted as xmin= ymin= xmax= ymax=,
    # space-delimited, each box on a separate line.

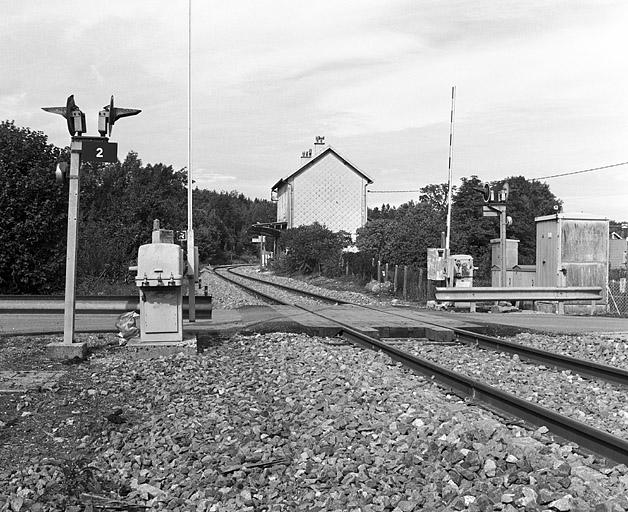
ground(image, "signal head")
xmin=102 ymin=95 xmax=141 ymax=136
xmin=55 ymin=162 xmax=69 ymax=183
xmin=42 ymin=94 xmax=86 ymax=136
xmin=482 ymin=183 xmax=491 ymax=202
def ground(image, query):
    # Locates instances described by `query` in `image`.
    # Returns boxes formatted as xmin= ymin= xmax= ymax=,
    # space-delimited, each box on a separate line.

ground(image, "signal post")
xmin=478 ymin=182 xmax=511 ymax=287
xmin=43 ymin=95 xmax=140 ymax=357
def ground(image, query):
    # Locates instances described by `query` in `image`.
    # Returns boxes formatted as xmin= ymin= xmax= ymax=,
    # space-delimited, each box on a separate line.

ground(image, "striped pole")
xmin=445 ymin=86 xmax=456 ymax=284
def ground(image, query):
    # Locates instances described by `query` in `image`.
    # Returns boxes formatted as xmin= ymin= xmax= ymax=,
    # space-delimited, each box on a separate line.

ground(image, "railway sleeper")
xmin=425 ymin=326 xmax=456 ymax=343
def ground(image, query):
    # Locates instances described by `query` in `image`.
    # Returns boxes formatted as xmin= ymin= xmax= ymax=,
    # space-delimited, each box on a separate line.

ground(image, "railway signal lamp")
xmin=482 ymin=183 xmax=493 ymax=202
xmin=98 ymin=95 xmax=142 ymax=137
xmin=474 ymin=181 xmax=510 ymax=203
xmin=55 ymin=162 xmax=69 ymax=184
xmin=497 ymin=182 xmax=510 ymax=202
xmin=473 ymin=183 xmax=494 ymax=202
xmin=42 ymin=95 xmax=86 ymax=136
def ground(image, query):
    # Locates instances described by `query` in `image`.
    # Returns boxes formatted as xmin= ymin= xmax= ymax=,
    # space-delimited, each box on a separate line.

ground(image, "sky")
xmin=2 ymin=0 xmax=627 ymax=221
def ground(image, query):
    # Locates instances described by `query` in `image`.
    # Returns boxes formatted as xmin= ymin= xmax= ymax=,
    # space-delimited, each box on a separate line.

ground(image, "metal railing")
xmin=435 ymin=286 xmax=602 ymax=314
xmin=0 ymin=295 xmax=213 ymax=317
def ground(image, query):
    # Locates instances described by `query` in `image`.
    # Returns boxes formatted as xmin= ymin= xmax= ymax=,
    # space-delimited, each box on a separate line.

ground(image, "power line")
xmin=368 ymin=160 xmax=628 ymax=193
xmin=368 ymin=189 xmax=421 ymax=193
xmin=534 ymin=161 xmax=628 ymax=180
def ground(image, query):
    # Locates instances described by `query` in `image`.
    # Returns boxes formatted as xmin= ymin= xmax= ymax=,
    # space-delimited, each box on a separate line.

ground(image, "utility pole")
xmin=187 ymin=0 xmax=196 ymax=321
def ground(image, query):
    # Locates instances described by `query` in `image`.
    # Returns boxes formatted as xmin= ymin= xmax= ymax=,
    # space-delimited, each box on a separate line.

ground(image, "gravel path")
xmin=393 ymin=339 xmax=628 ymax=439
xmin=3 ymin=333 xmax=628 ymax=511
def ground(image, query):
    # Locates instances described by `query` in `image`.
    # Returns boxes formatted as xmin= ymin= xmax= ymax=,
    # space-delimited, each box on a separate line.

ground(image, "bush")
xmin=274 ymin=223 xmax=350 ymax=276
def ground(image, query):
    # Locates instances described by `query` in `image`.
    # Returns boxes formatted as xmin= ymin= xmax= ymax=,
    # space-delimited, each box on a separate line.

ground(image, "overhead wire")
xmin=367 ymin=189 xmax=421 ymax=193
xmin=367 ymin=160 xmax=628 ymax=193
xmin=533 ymin=161 xmax=628 ymax=180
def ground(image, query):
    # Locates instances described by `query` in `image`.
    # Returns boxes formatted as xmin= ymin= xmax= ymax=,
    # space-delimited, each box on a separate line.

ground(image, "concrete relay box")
xmin=135 ymin=242 xmax=184 ymax=342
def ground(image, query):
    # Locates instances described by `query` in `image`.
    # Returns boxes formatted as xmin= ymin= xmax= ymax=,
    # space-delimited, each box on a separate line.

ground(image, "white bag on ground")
xmin=115 ymin=311 xmax=140 ymax=342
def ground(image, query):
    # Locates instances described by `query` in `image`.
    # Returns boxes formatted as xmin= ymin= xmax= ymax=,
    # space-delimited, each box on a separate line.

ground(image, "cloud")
xmin=192 ymin=170 xmax=237 ymax=190
xmin=2 ymin=0 xmax=627 ymax=221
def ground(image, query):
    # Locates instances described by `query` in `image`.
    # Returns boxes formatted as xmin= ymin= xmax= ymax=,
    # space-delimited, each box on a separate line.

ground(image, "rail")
xmin=216 ymin=266 xmax=628 ymax=464
xmin=339 ymin=327 xmax=628 ymax=465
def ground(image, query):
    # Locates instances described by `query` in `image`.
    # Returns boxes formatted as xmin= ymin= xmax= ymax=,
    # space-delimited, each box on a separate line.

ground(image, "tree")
xmin=418 ymin=183 xmax=450 ymax=213
xmin=450 ymin=175 xmax=561 ymax=278
xmin=493 ymin=176 xmax=561 ymax=265
xmin=356 ymin=219 xmax=396 ymax=260
xmin=357 ymin=202 xmax=445 ymax=267
xmin=0 ymin=121 xmax=67 ymax=293
xmin=368 ymin=203 xmax=396 ymax=221
xmin=76 ymin=153 xmax=188 ymax=290
xmin=193 ymin=189 xmax=276 ymax=263
xmin=385 ymin=202 xmax=445 ymax=267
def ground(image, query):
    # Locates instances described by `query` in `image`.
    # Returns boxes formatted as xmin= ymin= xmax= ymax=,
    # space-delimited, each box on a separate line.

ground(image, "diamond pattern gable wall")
xmin=288 ymin=152 xmax=366 ymax=236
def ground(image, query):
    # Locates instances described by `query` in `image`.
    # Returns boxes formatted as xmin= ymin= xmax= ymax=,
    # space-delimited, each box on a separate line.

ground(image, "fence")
xmin=608 ymin=278 xmax=628 ymax=316
xmin=342 ymin=254 xmax=433 ymax=302
xmin=344 ymin=254 xmax=627 ymax=314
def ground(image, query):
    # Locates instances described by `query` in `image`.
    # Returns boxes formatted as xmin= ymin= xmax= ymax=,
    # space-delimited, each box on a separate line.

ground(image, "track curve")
xmin=214 ymin=264 xmax=628 ymax=465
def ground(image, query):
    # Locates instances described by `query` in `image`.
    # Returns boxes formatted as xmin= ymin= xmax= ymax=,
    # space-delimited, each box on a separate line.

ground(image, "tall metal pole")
xmin=445 ymin=86 xmax=456 ymax=253
xmin=63 ymin=138 xmax=82 ymax=343
xmin=500 ymin=209 xmax=507 ymax=287
xmin=187 ymin=0 xmax=196 ymax=321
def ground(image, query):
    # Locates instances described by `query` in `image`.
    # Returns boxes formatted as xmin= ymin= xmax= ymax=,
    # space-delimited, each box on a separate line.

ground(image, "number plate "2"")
xmin=81 ymin=139 xmax=118 ymax=163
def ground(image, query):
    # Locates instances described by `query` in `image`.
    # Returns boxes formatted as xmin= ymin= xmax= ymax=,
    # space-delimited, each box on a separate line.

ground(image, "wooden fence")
xmin=343 ymin=256 xmax=433 ymax=302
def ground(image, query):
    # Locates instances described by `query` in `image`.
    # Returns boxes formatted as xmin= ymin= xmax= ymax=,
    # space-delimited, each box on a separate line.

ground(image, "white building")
xmin=271 ymin=137 xmax=373 ymax=239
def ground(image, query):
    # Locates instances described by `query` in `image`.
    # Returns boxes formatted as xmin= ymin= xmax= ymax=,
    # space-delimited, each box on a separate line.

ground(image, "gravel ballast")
xmin=398 ymin=339 xmax=628 ymax=439
xmin=501 ymin=332 xmax=628 ymax=370
xmin=199 ymin=269 xmax=268 ymax=309
xmin=2 ymin=333 xmax=628 ymax=511
xmin=231 ymin=266 xmax=400 ymax=307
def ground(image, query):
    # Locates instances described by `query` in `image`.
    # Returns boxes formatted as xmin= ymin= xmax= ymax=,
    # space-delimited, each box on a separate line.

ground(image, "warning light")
xmin=474 ymin=183 xmax=493 ymax=202
xmin=42 ymin=95 xmax=86 ymax=136
xmin=98 ymin=96 xmax=142 ymax=137
xmin=55 ymin=162 xmax=69 ymax=184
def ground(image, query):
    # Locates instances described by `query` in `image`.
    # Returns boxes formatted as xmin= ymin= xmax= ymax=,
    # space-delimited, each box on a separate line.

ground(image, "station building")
xmin=270 ymin=137 xmax=373 ymax=240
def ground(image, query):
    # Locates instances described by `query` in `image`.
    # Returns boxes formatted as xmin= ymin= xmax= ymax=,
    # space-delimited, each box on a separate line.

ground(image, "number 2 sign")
xmin=81 ymin=139 xmax=118 ymax=163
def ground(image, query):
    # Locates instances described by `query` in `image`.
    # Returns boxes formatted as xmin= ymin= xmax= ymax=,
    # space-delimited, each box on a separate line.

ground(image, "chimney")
xmin=300 ymin=149 xmax=312 ymax=161
xmin=313 ymin=135 xmax=326 ymax=157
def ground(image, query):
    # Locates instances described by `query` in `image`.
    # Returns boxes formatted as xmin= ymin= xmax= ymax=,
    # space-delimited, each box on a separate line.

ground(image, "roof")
xmin=249 ymin=221 xmax=287 ymax=238
xmin=271 ymin=146 xmax=374 ymax=191
xmin=535 ymin=213 xmax=609 ymax=222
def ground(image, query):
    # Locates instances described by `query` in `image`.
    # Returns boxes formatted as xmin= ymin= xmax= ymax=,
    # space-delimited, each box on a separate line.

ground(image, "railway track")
xmin=219 ymin=266 xmax=628 ymax=385
xmin=214 ymin=265 xmax=628 ymax=465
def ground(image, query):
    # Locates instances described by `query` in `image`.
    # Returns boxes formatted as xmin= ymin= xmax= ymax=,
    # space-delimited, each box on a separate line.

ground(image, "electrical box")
xmin=448 ymin=254 xmax=474 ymax=287
xmin=135 ymin=240 xmax=184 ymax=342
xmin=535 ymin=212 xmax=609 ymax=313
xmin=427 ymin=248 xmax=448 ymax=280
xmin=490 ymin=238 xmax=519 ymax=270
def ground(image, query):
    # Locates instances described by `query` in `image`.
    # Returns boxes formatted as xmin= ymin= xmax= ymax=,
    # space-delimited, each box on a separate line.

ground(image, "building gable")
xmin=271 ymin=146 xmax=373 ymax=191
